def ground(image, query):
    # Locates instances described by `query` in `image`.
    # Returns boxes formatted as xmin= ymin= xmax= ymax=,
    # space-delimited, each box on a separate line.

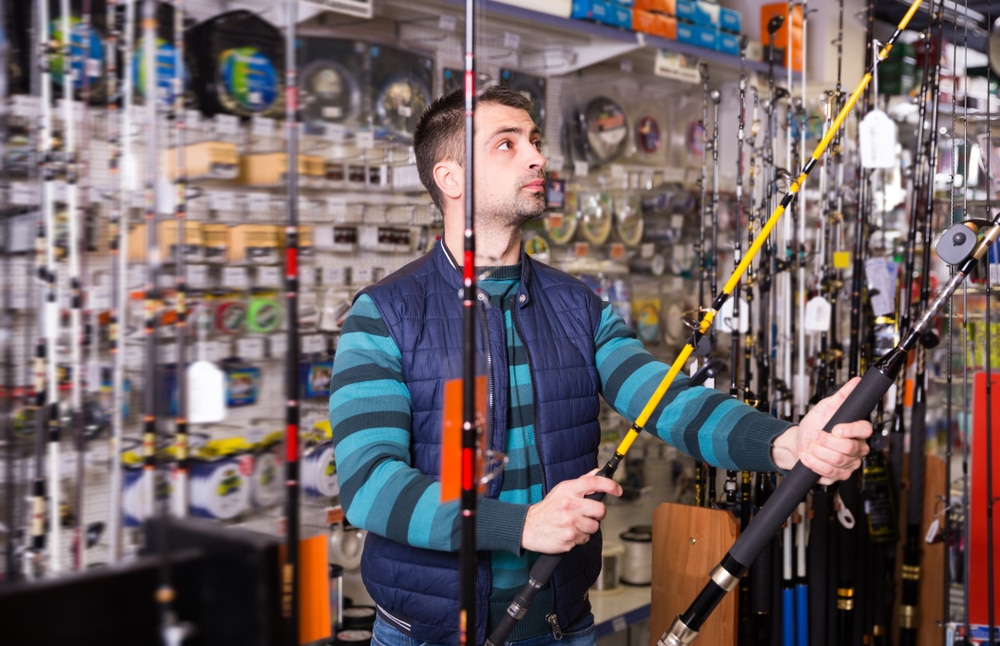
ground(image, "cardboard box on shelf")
xmin=759 ymin=2 xmax=802 ymax=71
xmin=633 ymin=9 xmax=677 ymax=39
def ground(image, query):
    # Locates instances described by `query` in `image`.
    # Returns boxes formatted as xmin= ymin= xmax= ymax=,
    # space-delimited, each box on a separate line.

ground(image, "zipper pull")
xmin=546 ymin=613 xmax=564 ymax=640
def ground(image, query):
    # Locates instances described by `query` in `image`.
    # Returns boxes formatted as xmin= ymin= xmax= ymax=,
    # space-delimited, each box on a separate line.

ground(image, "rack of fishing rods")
xmin=0 ymin=0 xmax=307 ymax=644
xmin=488 ymin=0 xmax=997 ymax=645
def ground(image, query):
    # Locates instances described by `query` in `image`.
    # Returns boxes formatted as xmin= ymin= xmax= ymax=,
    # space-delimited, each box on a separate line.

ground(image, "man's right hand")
xmin=520 ymin=469 xmax=623 ymax=554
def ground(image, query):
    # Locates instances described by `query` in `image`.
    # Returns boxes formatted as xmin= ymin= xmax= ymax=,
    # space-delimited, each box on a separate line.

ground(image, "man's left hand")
xmin=770 ymin=376 xmax=872 ymax=485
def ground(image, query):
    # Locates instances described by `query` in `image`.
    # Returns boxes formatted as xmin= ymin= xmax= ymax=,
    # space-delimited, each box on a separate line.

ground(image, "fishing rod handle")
xmin=662 ymin=365 xmax=894 ymax=644
xmin=486 ymin=461 xmax=618 ymax=646
xmin=732 ymin=365 xmax=891 ymax=563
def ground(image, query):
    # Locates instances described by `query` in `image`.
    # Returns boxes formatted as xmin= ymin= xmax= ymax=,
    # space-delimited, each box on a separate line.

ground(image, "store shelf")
xmin=380 ymin=0 xmax=800 ymax=80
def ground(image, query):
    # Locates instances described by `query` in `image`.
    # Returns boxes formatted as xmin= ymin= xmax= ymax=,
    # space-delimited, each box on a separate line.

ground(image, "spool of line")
xmin=619 ymin=525 xmax=653 ymax=585
xmin=189 ymin=456 xmax=251 ymax=520
xmin=341 ymin=605 xmax=376 ymax=630
xmin=302 ymin=441 xmax=339 ymax=498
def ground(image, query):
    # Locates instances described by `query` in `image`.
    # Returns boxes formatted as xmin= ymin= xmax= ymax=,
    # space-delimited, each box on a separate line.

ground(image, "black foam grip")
xmin=730 ymin=367 xmax=892 ymax=566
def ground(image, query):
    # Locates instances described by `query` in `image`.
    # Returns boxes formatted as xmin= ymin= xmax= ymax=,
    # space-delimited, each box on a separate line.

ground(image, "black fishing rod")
xmin=491 ymin=11 xmax=925 ymax=646
xmin=743 ymin=85 xmax=762 ymax=416
xmin=281 ymin=0 xmax=301 ymax=642
xmin=695 ymin=61 xmax=712 ymax=508
xmin=730 ymin=40 xmax=751 ymax=644
xmin=899 ymin=7 xmax=944 ymax=643
xmin=459 ymin=0 xmax=479 ymax=642
xmin=664 ymin=176 xmax=999 ymax=646
xmin=654 ymin=4 xmax=927 ymax=644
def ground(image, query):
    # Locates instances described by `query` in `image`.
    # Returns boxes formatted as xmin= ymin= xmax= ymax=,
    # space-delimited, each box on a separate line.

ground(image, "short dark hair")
xmin=413 ymin=86 xmax=534 ymax=212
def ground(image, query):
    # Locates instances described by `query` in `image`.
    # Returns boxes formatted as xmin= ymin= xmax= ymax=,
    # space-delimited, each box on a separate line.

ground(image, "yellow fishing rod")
xmin=486 ymin=2 xmax=924 ymax=644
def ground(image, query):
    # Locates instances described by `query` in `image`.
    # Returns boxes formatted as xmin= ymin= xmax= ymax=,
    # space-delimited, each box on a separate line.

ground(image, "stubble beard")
xmin=476 ymin=175 xmax=547 ymax=231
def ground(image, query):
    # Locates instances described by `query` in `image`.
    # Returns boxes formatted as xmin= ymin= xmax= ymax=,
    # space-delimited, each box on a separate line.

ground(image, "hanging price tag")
xmin=859 ymin=110 xmax=898 ymax=169
xmin=211 ymin=191 xmax=235 ymax=212
xmin=223 ymin=266 xmax=250 ymax=290
xmin=356 ymin=130 xmax=375 ymax=150
xmin=439 ymin=14 xmax=456 ymax=31
xmin=804 ymin=296 xmax=833 ymax=333
xmin=717 ymin=297 xmax=749 ymax=333
xmin=237 ymin=337 xmax=266 ymax=360
xmin=215 ymin=114 xmax=241 ymax=137
xmin=302 ymin=334 xmax=327 ymax=355
xmin=252 ymin=116 xmax=276 ymax=137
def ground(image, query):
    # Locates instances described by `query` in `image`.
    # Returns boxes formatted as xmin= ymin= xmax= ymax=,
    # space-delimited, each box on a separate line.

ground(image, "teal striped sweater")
xmin=329 ymin=264 xmax=791 ymax=637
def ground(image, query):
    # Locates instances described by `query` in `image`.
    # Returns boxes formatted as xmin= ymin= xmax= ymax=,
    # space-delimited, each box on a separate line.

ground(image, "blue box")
xmin=572 ymin=0 xmax=633 ymax=29
xmin=717 ymin=30 xmax=740 ymax=55
xmin=677 ymin=21 xmax=718 ymax=49
xmin=675 ymin=0 xmax=700 ymax=24
xmin=720 ymin=6 xmax=741 ymax=33
xmin=677 ymin=0 xmax=731 ymax=28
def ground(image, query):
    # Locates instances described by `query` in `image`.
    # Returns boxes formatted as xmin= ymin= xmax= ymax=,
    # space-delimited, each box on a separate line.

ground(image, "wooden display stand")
xmin=650 ymin=502 xmax=738 ymax=646
xmin=892 ymin=453 xmax=946 ymax=645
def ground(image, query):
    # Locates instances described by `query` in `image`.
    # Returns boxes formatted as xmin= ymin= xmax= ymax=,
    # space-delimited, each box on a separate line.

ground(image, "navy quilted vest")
xmin=356 ymin=241 xmax=606 ymax=645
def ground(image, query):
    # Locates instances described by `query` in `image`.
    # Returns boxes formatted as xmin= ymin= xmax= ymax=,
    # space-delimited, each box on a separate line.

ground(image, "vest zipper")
xmin=546 ymin=612 xmax=564 ymax=640
xmin=477 ymin=292 xmax=495 ymax=454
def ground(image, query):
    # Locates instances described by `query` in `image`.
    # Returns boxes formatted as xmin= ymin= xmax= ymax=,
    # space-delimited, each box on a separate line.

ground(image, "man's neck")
xmin=444 ymin=226 xmax=522 ymax=267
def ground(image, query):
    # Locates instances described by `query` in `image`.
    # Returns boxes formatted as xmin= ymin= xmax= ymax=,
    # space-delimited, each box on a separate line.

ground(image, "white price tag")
xmin=300 ymin=267 xmax=316 ymax=287
xmin=324 ymin=266 xmax=347 ymax=286
xmin=269 ymin=334 xmax=287 ymax=357
xmin=125 ymin=344 xmax=144 ymax=370
xmin=717 ymin=297 xmax=749 ymax=333
xmin=354 ymin=266 xmax=374 ymax=284
xmin=302 ymin=334 xmax=326 ymax=354
xmin=504 ymin=31 xmax=521 ymax=49
xmin=237 ymin=337 xmax=266 ymax=360
xmin=211 ymin=191 xmax=235 ymax=211
xmin=257 ymin=265 xmax=282 ymax=288
xmin=356 ymin=130 xmax=375 ymax=150
xmin=187 ymin=264 xmax=211 ymax=288
xmin=222 ymin=266 xmax=249 ymax=289
xmin=185 ymin=109 xmax=203 ymax=128
xmin=439 ymin=14 xmax=457 ymax=31
xmin=88 ymin=285 xmax=111 ymax=311
xmin=252 ymin=116 xmax=276 ymax=137
xmin=864 ymin=257 xmax=897 ymax=317
xmin=573 ymin=160 xmax=589 ymax=177
xmin=804 ymin=296 xmax=832 ymax=333
xmin=11 ymin=182 xmax=34 ymax=206
xmin=248 ymin=193 xmax=271 ymax=213
xmin=11 ymin=95 xmax=39 ymax=119
xmin=859 ymin=110 xmax=898 ymax=169
xmin=160 ymin=342 xmax=178 ymax=364
xmin=214 ymin=114 xmax=241 ymax=137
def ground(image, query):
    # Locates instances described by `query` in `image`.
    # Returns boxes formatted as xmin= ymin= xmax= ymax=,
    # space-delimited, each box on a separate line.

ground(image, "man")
xmin=328 ymin=87 xmax=871 ymax=646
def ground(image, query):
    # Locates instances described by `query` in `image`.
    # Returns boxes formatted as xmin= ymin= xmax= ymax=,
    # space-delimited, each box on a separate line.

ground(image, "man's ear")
xmin=433 ymin=160 xmax=463 ymax=201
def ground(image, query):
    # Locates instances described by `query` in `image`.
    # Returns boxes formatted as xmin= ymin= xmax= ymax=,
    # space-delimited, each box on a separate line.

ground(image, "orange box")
xmin=633 ymin=0 xmax=675 ymax=14
xmin=760 ymin=2 xmax=802 ymax=71
xmin=633 ymin=9 xmax=677 ymax=39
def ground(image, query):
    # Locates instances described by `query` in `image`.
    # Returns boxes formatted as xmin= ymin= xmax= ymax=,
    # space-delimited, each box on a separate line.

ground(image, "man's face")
xmin=472 ymin=102 xmax=547 ymax=229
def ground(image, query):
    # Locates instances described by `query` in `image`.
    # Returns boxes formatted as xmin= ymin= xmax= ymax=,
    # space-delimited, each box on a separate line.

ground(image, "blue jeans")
xmin=370 ymin=613 xmax=597 ymax=646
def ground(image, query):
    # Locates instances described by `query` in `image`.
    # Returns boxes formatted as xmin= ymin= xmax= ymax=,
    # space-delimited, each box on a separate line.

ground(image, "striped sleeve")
xmin=594 ymin=303 xmax=791 ymax=472
xmin=329 ymin=295 xmax=527 ymax=554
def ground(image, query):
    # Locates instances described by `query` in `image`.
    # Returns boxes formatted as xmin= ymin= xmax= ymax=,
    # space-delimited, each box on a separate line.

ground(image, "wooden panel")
xmin=650 ymin=502 xmax=738 ymax=646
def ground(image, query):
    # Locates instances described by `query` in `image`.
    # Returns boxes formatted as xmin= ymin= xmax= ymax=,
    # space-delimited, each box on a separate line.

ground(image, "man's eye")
xmin=498 ymin=141 xmax=511 ymax=150
xmin=533 ymin=140 xmax=543 ymax=151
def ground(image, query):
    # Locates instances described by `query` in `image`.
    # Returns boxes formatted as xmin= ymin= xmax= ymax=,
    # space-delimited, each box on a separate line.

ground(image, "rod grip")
xmin=730 ymin=366 xmax=891 ymax=566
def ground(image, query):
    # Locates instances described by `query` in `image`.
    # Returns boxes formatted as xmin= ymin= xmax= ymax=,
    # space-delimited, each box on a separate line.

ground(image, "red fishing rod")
xmin=459 ymin=0 xmax=479 ymax=642
xmin=281 ymin=0 xmax=301 ymax=642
